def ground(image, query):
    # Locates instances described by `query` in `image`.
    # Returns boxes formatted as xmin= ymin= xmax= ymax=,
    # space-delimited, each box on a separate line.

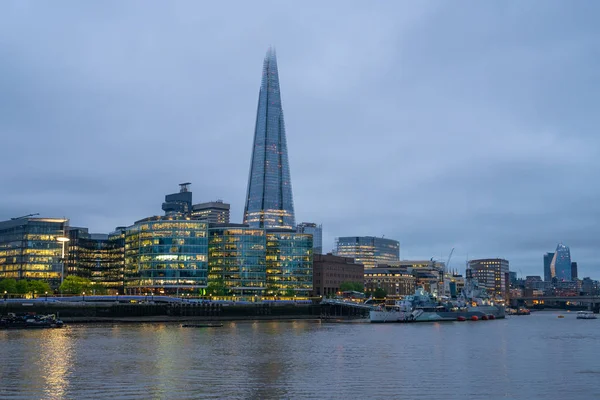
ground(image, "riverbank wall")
xmin=0 ymin=301 xmax=368 ymax=323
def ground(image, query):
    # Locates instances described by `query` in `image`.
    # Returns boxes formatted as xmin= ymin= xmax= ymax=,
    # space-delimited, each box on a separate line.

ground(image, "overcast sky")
xmin=1 ymin=1 xmax=599 ymax=278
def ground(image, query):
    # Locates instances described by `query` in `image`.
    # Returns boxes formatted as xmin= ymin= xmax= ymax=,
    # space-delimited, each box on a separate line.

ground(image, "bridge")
xmin=319 ymin=299 xmax=375 ymax=319
xmin=511 ymin=296 xmax=600 ymax=312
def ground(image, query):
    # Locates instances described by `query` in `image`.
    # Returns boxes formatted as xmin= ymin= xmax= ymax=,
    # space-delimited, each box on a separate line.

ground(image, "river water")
xmin=0 ymin=311 xmax=598 ymax=400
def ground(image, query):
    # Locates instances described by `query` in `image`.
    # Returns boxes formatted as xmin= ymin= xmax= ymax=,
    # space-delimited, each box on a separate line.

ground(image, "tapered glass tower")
xmin=244 ymin=48 xmax=295 ymax=229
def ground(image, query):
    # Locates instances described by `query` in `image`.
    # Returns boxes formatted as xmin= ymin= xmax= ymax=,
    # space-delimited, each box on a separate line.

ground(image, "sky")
xmin=1 ymin=1 xmax=599 ymax=278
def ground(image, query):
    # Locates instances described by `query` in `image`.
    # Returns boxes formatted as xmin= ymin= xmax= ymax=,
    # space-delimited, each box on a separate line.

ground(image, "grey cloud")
xmin=1 ymin=1 xmax=599 ymax=278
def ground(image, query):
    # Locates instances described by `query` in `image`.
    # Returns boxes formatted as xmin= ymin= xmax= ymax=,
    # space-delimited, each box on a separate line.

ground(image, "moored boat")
xmin=370 ymin=274 xmax=505 ymax=323
xmin=0 ymin=313 xmax=64 ymax=329
xmin=576 ymin=311 xmax=597 ymax=320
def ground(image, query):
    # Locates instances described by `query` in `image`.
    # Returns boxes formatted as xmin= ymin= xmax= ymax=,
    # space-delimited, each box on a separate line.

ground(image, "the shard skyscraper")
xmin=243 ymin=48 xmax=295 ymax=229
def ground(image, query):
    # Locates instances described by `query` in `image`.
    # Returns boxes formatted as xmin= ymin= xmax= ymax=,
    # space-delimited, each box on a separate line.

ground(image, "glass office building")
xmin=124 ymin=217 xmax=208 ymax=294
xmin=296 ymin=222 xmax=323 ymax=254
xmin=208 ymin=225 xmax=266 ymax=295
xmin=66 ymin=227 xmax=125 ymax=293
xmin=244 ymin=48 xmax=296 ymax=230
xmin=551 ymin=243 xmax=572 ymax=281
xmin=334 ymin=236 xmax=400 ymax=269
xmin=192 ymin=200 xmax=231 ymax=224
xmin=543 ymin=252 xmax=555 ymax=282
xmin=0 ymin=217 xmax=69 ymax=289
xmin=266 ymin=231 xmax=313 ymax=295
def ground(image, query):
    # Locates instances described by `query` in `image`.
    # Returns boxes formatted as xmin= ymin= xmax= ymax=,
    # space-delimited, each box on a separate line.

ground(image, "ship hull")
xmin=370 ymin=306 xmax=505 ymax=323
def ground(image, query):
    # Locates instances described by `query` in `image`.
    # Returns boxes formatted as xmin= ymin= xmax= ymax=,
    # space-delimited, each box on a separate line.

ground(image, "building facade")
xmin=192 ymin=201 xmax=230 ymax=224
xmin=334 ymin=236 xmax=400 ymax=269
xmin=124 ymin=217 xmax=209 ymax=294
xmin=312 ymin=253 xmax=363 ymax=297
xmin=266 ymin=231 xmax=312 ymax=296
xmin=364 ymin=267 xmax=416 ymax=297
xmin=66 ymin=227 xmax=125 ymax=293
xmin=296 ymin=222 xmax=322 ymax=255
xmin=468 ymin=258 xmax=510 ymax=299
xmin=543 ymin=252 xmax=554 ymax=282
xmin=162 ymin=183 xmax=193 ymax=216
xmin=571 ymin=262 xmax=578 ymax=280
xmin=0 ymin=217 xmax=69 ymax=289
xmin=551 ymin=243 xmax=571 ymax=281
xmin=244 ymin=48 xmax=296 ymax=230
xmin=208 ymin=224 xmax=266 ymax=295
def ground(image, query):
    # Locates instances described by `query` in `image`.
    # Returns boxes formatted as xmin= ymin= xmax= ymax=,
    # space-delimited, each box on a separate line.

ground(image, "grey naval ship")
xmin=369 ymin=274 xmax=505 ymax=323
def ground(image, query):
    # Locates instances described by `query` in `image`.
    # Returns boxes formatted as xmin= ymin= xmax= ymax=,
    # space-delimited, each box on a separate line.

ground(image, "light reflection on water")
xmin=0 ymin=312 xmax=599 ymax=400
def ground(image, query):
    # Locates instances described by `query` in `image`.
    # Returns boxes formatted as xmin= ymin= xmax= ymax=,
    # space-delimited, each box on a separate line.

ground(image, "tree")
xmin=59 ymin=276 xmax=99 ymax=295
xmin=206 ymin=278 xmax=229 ymax=296
xmin=27 ymin=280 xmax=51 ymax=296
xmin=373 ymin=287 xmax=387 ymax=299
xmin=339 ymin=281 xmax=364 ymax=293
xmin=0 ymin=279 xmax=17 ymax=294
xmin=15 ymin=280 xmax=29 ymax=295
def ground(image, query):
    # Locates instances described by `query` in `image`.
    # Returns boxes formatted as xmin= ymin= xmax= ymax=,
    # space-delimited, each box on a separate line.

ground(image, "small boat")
xmin=181 ymin=323 xmax=223 ymax=328
xmin=576 ymin=311 xmax=597 ymax=320
xmin=557 ymin=315 xmax=565 ymax=318
xmin=0 ymin=313 xmax=64 ymax=329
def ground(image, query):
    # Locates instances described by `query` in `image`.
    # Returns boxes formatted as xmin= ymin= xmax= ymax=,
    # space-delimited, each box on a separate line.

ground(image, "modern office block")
xmin=334 ymin=236 xmax=400 ymax=269
xmin=192 ymin=200 xmax=230 ymax=224
xmin=124 ymin=216 xmax=208 ymax=294
xmin=296 ymin=222 xmax=322 ymax=254
xmin=0 ymin=216 xmax=69 ymax=289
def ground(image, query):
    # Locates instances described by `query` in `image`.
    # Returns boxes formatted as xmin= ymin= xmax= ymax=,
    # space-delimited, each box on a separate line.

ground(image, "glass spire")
xmin=243 ymin=48 xmax=295 ymax=229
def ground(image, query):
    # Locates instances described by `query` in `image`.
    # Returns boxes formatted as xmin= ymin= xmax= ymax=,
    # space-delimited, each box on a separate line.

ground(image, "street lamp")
xmin=82 ymin=291 xmax=86 ymax=301
xmin=56 ymin=236 xmax=70 ymax=287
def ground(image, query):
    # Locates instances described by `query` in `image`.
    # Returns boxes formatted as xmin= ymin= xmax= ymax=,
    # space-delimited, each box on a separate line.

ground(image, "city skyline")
xmin=1 ymin=2 xmax=599 ymax=277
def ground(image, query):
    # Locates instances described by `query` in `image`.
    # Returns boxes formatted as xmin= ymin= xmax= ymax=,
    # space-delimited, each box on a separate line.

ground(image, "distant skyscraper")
xmin=334 ymin=236 xmax=400 ymax=269
xmin=571 ymin=261 xmax=578 ymax=280
xmin=543 ymin=252 xmax=555 ymax=282
xmin=244 ymin=48 xmax=295 ymax=229
xmin=550 ymin=243 xmax=572 ymax=281
xmin=192 ymin=200 xmax=230 ymax=224
xmin=297 ymin=222 xmax=322 ymax=254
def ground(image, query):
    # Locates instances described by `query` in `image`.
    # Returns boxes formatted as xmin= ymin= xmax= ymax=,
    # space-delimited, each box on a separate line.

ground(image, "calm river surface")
xmin=1 ymin=311 xmax=599 ymax=400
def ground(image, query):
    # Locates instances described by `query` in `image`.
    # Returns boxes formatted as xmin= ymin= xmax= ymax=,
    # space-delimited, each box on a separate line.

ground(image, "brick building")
xmin=312 ymin=254 xmax=363 ymax=296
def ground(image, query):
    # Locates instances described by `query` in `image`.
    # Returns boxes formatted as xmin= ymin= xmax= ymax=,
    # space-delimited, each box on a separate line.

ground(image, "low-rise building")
xmin=364 ymin=267 xmax=416 ymax=297
xmin=312 ymin=253 xmax=363 ymax=297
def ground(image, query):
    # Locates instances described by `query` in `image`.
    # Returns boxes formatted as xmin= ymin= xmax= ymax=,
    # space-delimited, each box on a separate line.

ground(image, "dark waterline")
xmin=1 ymin=312 xmax=599 ymax=400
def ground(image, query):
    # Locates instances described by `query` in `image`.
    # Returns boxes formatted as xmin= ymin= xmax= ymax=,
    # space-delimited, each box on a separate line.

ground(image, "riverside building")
xmin=468 ymin=258 xmax=510 ymax=299
xmin=124 ymin=216 xmax=209 ymax=294
xmin=312 ymin=253 xmax=363 ymax=297
xmin=364 ymin=266 xmax=416 ymax=297
xmin=334 ymin=236 xmax=400 ymax=269
xmin=0 ymin=216 xmax=69 ymax=289
xmin=266 ymin=231 xmax=313 ymax=296
xmin=208 ymin=224 xmax=266 ymax=296
xmin=66 ymin=227 xmax=125 ymax=293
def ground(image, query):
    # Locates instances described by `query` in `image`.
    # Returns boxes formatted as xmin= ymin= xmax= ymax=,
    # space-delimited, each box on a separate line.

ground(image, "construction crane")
xmin=11 ymin=213 xmax=40 ymax=220
xmin=446 ymin=248 xmax=455 ymax=273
